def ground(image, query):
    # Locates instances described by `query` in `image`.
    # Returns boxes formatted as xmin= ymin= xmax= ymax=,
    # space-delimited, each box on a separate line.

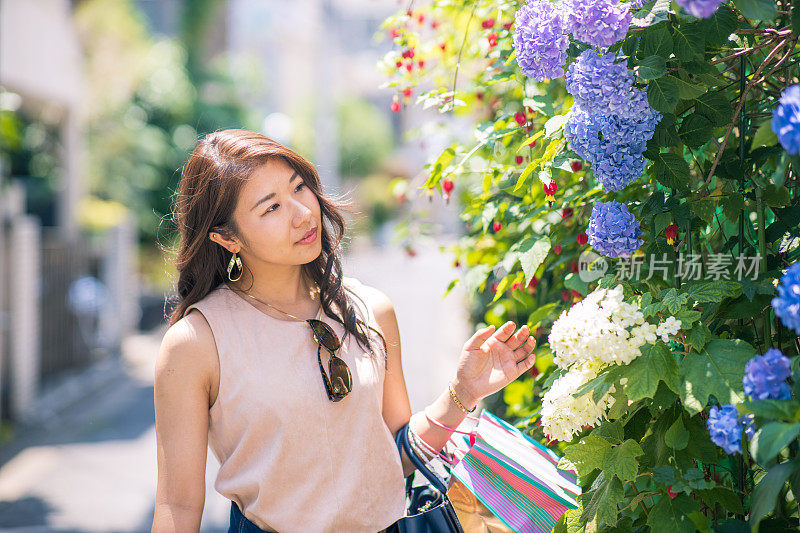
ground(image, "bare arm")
xmin=366 ymin=287 xmax=476 ymax=479
xmin=151 ymin=311 xmax=217 ymax=532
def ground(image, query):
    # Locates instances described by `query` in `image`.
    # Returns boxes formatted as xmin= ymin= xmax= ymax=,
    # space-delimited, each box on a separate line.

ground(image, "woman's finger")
xmin=463 ymin=324 xmax=496 ymax=351
xmin=504 ymin=324 xmax=530 ymax=351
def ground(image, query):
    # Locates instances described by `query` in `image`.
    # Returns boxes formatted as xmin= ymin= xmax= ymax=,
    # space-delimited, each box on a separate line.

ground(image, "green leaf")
xmin=648 ymin=76 xmax=680 ymax=113
xmin=631 ymin=0 xmax=671 ymax=27
xmin=527 ymin=302 xmax=560 ymax=328
xmin=698 ymin=6 xmax=739 ymax=46
xmin=750 ymin=459 xmax=800 ymax=533
xmin=640 ymin=23 xmax=673 ymax=58
xmin=698 ymin=487 xmax=744 ymax=514
xmin=733 ymin=0 xmax=777 ymax=21
xmin=637 ymin=55 xmax=667 ymax=80
xmin=620 ymin=342 xmax=681 ymax=402
xmin=743 ymin=399 xmax=800 ymax=421
xmin=678 ymin=339 xmax=757 ymax=415
xmin=463 ymin=263 xmax=491 ymax=295
xmin=580 ymin=472 xmax=624 ymax=527
xmin=544 ymin=115 xmax=568 ymax=138
xmin=651 ymin=151 xmax=690 ymax=189
xmin=794 ymin=0 xmax=800 ymax=37
xmin=671 ymin=75 xmax=707 ymax=100
xmin=685 ymin=280 xmax=743 ymax=303
xmin=752 ymin=119 xmax=778 ymax=148
xmin=678 ymin=114 xmax=713 ymax=149
xmin=721 ymin=191 xmax=745 ymax=223
xmin=691 ymin=196 xmax=717 ymax=225
xmin=750 ymin=422 xmax=800 ymax=466
xmin=661 ymin=288 xmax=689 ymax=314
xmin=764 ymin=183 xmax=791 ymax=207
xmin=560 ymin=435 xmax=612 ymax=478
xmin=647 ymin=493 xmax=700 ymax=533
xmin=665 ymin=416 xmax=690 ymax=450
xmin=674 ymin=309 xmax=701 ymax=326
xmin=694 ymin=92 xmax=733 ymax=127
xmin=518 ymin=236 xmax=551 ymax=286
xmin=672 ymin=23 xmax=706 ymax=62
xmin=603 ymin=439 xmax=644 ymax=483
xmin=592 ymin=420 xmax=624 ymax=445
xmin=685 ymin=322 xmax=713 ymax=352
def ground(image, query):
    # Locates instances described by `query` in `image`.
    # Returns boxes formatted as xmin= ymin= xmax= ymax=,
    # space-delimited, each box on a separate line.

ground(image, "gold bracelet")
xmin=448 ymin=382 xmax=476 ymax=413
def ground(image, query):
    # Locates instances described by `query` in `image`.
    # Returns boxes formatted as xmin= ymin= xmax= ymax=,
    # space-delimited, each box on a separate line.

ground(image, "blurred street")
xmin=0 ymin=235 xmax=471 ymax=532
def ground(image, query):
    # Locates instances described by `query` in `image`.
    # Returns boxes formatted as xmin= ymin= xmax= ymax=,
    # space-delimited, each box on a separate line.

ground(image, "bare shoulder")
xmin=345 ymin=278 xmax=396 ymax=338
xmin=155 ymin=309 xmax=218 ymax=407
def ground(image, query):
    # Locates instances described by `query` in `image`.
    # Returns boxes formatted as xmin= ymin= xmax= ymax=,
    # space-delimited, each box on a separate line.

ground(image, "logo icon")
xmin=578 ymin=250 xmax=608 ymax=282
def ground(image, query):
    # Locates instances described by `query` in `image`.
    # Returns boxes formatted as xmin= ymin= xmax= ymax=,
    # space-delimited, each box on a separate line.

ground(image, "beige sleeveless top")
xmin=185 ymin=276 xmax=406 ymax=532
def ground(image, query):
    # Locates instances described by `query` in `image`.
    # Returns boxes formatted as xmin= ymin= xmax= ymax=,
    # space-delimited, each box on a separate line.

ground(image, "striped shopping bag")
xmin=444 ymin=410 xmax=580 ymax=533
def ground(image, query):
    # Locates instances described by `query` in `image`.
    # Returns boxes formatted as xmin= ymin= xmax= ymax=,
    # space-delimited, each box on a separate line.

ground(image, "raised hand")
xmin=452 ymin=321 xmax=537 ymax=407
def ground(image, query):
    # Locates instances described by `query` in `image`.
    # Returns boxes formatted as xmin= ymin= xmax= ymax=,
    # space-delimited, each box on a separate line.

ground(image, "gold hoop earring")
xmin=227 ymin=252 xmax=243 ymax=282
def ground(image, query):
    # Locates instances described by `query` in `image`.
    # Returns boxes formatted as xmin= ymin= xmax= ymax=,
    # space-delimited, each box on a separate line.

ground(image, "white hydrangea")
xmin=656 ymin=316 xmax=682 ymax=343
xmin=541 ymin=284 xmax=686 ymax=442
xmin=540 ymin=361 xmax=616 ymax=442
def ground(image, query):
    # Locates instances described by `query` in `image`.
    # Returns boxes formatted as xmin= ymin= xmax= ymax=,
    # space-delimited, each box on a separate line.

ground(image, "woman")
xmin=151 ymin=129 xmax=537 ymax=533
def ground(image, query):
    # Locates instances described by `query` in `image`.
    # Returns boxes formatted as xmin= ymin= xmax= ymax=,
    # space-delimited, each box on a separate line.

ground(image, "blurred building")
xmin=0 ymin=0 xmax=139 ymax=428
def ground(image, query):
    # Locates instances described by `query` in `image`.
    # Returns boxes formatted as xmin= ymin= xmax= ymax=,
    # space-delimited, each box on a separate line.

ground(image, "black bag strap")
xmin=395 ymin=421 xmax=449 ymax=494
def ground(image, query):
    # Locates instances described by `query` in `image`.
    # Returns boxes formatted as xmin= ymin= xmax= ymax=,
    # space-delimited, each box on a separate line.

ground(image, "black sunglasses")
xmin=307 ymin=319 xmax=352 ymax=401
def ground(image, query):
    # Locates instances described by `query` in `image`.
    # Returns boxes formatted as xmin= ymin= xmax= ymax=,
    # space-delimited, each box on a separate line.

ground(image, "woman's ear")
xmin=208 ymin=227 xmax=240 ymax=254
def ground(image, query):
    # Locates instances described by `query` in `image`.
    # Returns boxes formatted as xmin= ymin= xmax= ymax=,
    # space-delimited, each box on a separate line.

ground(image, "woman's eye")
xmin=262 ymin=183 xmax=306 ymax=215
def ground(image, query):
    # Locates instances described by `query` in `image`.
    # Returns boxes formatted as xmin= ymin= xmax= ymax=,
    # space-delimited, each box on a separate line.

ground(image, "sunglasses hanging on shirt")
xmin=230 ymin=285 xmax=353 ymax=402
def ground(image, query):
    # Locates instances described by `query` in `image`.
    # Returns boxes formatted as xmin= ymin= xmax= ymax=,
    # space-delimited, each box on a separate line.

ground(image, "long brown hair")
xmin=165 ymin=129 xmax=389 ymax=369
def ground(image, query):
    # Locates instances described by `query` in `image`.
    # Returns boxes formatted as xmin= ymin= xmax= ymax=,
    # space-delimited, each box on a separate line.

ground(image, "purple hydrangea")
xmin=743 ymin=348 xmax=792 ymax=401
xmin=513 ymin=0 xmax=570 ymax=81
xmin=773 ymin=261 xmax=800 ymax=334
xmin=707 ymin=404 xmax=755 ymax=455
xmin=586 ymin=200 xmax=643 ymax=257
xmin=772 ymin=85 xmax=800 ymax=156
xmin=566 ymin=50 xmax=636 ymax=116
xmin=675 ymin=0 xmax=725 ymax=18
xmin=630 ymin=0 xmax=649 ymax=8
xmin=562 ymin=0 xmax=633 ymax=48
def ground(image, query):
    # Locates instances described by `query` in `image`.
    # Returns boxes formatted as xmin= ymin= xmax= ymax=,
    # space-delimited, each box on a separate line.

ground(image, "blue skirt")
xmin=228 ymin=499 xmax=398 ymax=532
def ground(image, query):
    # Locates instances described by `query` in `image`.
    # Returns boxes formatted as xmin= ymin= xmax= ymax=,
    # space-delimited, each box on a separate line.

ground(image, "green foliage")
xmin=378 ymin=0 xmax=800 ymax=529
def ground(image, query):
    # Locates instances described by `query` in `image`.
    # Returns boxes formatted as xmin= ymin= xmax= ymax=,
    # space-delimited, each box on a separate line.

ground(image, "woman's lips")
xmin=297 ymin=227 xmax=318 ymax=244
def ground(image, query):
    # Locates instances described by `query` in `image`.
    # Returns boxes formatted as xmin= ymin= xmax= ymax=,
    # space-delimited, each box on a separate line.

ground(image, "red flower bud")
xmin=553 ymin=245 xmax=562 ymax=254
xmin=561 ymin=207 xmax=574 ymax=219
xmin=442 ymin=179 xmax=454 ymax=193
xmin=493 ymin=221 xmax=502 ymax=232
xmin=570 ymin=160 xmax=583 ymax=172
xmin=576 ymin=232 xmax=588 ymax=245
xmin=514 ymin=112 xmax=527 ymax=126
xmin=391 ymin=101 xmax=401 ymax=113
xmin=515 ymin=155 xmax=524 ymax=165
xmin=481 ymin=18 xmax=495 ymax=29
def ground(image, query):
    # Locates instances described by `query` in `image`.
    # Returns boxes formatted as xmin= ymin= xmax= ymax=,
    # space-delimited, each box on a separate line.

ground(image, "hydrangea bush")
xmin=379 ymin=0 xmax=800 ymax=529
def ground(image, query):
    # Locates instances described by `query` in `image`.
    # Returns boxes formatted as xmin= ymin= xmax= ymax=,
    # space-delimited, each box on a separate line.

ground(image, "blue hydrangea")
xmin=772 ymin=85 xmax=800 ymax=156
xmin=566 ymin=50 xmax=636 ymax=116
xmin=675 ymin=0 xmax=725 ymax=18
xmin=564 ymin=99 xmax=660 ymax=191
xmin=513 ymin=0 xmax=570 ymax=81
xmin=562 ymin=0 xmax=633 ymax=48
xmin=743 ymin=348 xmax=792 ymax=401
xmin=630 ymin=0 xmax=649 ymax=8
xmin=586 ymin=200 xmax=643 ymax=257
xmin=707 ymin=404 xmax=755 ymax=455
xmin=773 ymin=261 xmax=800 ymax=334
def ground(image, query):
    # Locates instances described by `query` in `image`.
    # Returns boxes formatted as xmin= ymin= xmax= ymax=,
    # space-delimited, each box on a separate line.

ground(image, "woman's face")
xmin=230 ymin=158 xmax=322 ymax=266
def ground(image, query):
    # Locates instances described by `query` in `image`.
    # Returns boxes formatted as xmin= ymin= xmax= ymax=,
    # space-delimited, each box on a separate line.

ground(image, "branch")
xmin=703 ymin=37 xmax=795 ymax=186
